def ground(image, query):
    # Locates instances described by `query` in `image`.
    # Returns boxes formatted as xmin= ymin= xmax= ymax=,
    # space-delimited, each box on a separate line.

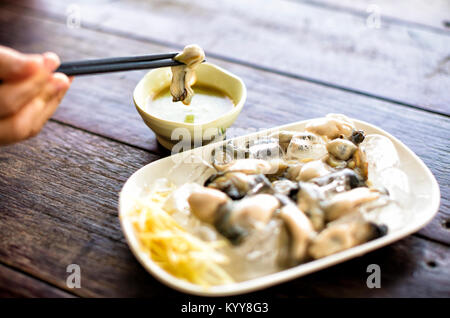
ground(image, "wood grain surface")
xmin=0 ymin=0 xmax=448 ymax=298
xmin=4 ymin=0 xmax=450 ymax=114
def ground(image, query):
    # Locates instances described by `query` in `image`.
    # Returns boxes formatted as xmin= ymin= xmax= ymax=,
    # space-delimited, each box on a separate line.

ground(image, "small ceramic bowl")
xmin=133 ymin=62 xmax=247 ymax=150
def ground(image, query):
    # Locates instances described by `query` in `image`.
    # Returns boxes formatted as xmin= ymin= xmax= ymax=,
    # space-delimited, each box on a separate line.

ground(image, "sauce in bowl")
xmin=146 ymin=85 xmax=235 ymax=124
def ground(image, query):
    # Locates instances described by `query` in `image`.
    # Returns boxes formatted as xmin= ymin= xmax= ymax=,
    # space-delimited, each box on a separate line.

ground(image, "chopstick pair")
xmin=55 ymin=52 xmax=184 ymax=76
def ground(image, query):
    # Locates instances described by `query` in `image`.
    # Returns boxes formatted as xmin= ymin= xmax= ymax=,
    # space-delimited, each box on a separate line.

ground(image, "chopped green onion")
xmin=184 ymin=114 xmax=195 ymax=123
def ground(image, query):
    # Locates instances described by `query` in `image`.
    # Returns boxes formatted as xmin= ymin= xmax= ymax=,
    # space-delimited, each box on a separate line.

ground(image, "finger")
xmin=43 ymin=52 xmax=61 ymax=72
xmin=36 ymin=73 xmax=70 ymax=122
xmin=0 ymin=46 xmax=43 ymax=81
xmin=20 ymin=73 xmax=70 ymax=141
xmin=35 ymin=86 xmax=69 ymax=132
xmin=0 ymin=74 xmax=70 ymax=145
xmin=52 ymin=72 xmax=71 ymax=92
xmin=37 ymin=72 xmax=67 ymax=102
xmin=0 ymin=53 xmax=62 ymax=116
xmin=0 ymin=69 xmax=51 ymax=117
xmin=0 ymin=92 xmax=47 ymax=145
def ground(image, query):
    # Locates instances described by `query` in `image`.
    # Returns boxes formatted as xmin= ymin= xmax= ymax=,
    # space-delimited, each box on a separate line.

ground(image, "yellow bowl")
xmin=133 ymin=62 xmax=247 ymax=150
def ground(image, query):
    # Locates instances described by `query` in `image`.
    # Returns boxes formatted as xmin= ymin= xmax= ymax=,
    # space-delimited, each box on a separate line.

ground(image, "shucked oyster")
xmin=170 ymin=44 xmax=205 ymax=105
xmin=305 ymin=114 xmax=355 ymax=139
xmin=188 ymin=190 xmax=280 ymax=244
xmin=205 ymin=172 xmax=272 ymax=200
xmin=309 ymin=217 xmax=387 ymax=259
xmin=278 ymin=204 xmax=315 ymax=263
xmin=248 ymin=137 xmax=283 ymax=160
xmin=286 ymin=132 xmax=327 ymax=161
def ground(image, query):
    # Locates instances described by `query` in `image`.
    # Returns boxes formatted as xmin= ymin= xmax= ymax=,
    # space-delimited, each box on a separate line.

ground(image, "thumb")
xmin=0 ymin=46 xmax=44 ymax=81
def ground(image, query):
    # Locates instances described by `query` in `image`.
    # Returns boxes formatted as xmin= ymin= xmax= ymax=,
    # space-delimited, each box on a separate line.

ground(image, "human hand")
xmin=0 ymin=46 xmax=71 ymax=145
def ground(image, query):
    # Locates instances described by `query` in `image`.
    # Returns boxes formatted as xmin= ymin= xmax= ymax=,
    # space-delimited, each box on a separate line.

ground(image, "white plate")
xmin=118 ymin=118 xmax=440 ymax=296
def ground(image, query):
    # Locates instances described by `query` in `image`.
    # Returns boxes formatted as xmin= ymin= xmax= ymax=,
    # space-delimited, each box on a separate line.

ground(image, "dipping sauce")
xmin=146 ymin=85 xmax=235 ymax=124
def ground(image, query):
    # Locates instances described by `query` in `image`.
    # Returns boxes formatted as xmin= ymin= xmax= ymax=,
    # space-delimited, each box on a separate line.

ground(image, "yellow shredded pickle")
xmin=127 ymin=185 xmax=234 ymax=287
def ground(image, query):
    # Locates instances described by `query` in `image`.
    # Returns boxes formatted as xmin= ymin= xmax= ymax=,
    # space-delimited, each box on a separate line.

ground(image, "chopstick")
xmin=55 ymin=53 xmax=185 ymax=76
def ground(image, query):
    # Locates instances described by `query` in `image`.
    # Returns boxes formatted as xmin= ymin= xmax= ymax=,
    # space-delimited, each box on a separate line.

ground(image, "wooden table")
xmin=0 ymin=0 xmax=449 ymax=298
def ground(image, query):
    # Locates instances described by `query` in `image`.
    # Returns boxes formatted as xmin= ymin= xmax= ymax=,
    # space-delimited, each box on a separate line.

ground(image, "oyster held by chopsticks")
xmin=170 ymin=44 xmax=205 ymax=105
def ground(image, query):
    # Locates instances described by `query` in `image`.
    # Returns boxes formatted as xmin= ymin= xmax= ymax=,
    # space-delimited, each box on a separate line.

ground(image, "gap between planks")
xmin=2 ymin=1 xmax=449 ymax=118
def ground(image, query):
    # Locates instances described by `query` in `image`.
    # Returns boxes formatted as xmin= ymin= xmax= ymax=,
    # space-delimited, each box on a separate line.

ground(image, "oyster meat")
xmin=170 ymin=44 xmax=205 ymax=105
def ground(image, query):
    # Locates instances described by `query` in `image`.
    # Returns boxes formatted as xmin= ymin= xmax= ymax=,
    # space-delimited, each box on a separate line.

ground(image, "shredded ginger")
xmin=128 ymin=185 xmax=234 ymax=287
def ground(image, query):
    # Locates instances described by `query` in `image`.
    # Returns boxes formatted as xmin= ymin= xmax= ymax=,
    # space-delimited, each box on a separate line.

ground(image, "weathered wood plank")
xmin=3 ymin=0 xmax=450 ymax=114
xmin=0 ymin=8 xmax=448 ymax=244
xmin=0 ymin=264 xmax=75 ymax=298
xmin=298 ymin=0 xmax=450 ymax=32
xmin=0 ymin=122 xmax=448 ymax=297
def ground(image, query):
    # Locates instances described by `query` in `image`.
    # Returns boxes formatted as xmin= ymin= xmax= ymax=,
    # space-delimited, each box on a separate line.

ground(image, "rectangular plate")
xmin=119 ymin=117 xmax=440 ymax=296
